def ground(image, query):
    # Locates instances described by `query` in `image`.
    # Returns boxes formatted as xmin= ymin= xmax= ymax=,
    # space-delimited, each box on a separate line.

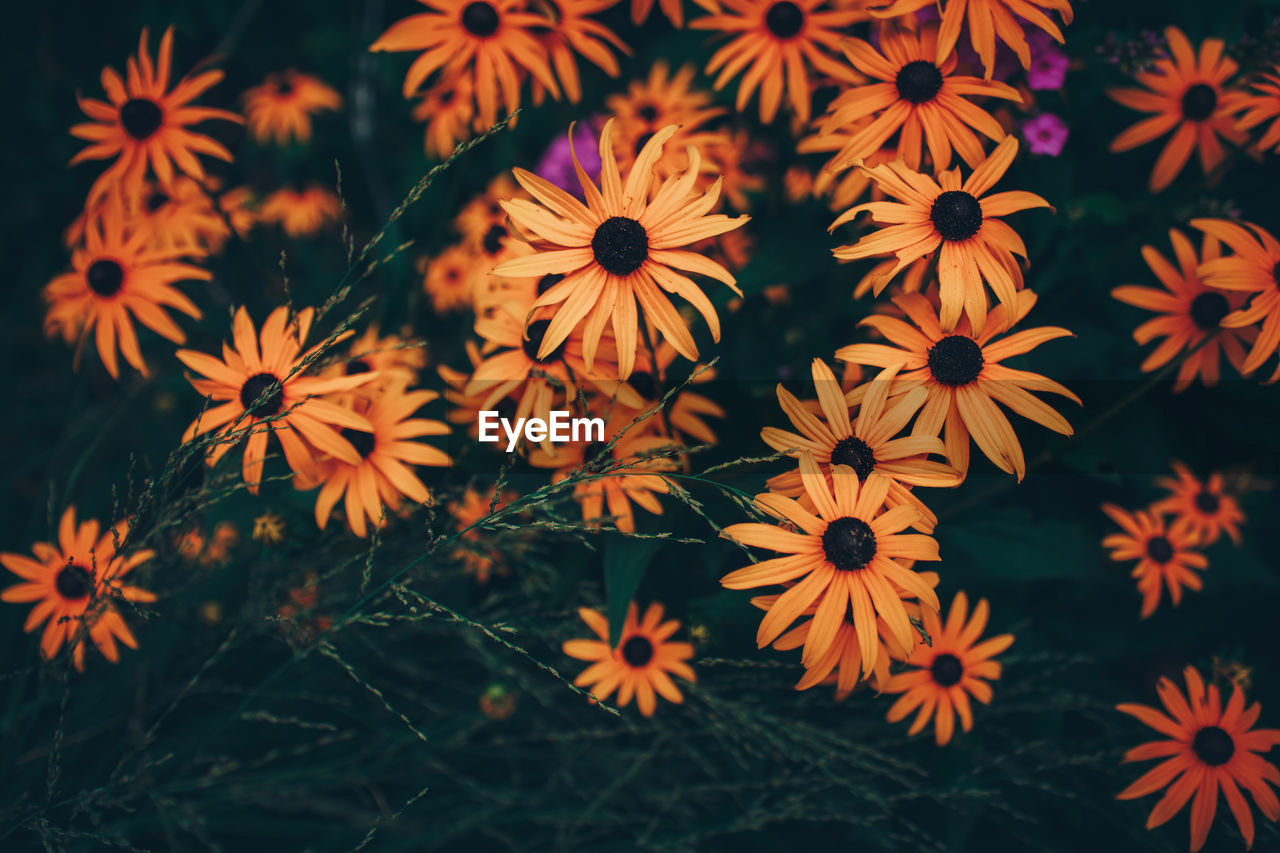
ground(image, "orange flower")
xmin=562 ymin=602 xmax=696 ymax=716
xmin=1152 ymin=462 xmax=1245 ymax=547
xmin=882 ymin=591 xmax=1013 ymax=745
xmin=70 ymin=27 xmax=242 ymax=201
xmin=534 ymin=0 xmax=629 ymax=103
xmin=243 ymin=70 xmax=343 ymax=146
xmin=177 ymin=306 xmax=377 ymax=494
xmin=411 ymin=73 xmax=479 ymax=159
xmin=690 ymin=0 xmax=865 ymax=123
xmin=1108 ymin=26 xmax=1247 ymax=193
xmin=1191 ymin=218 xmax=1280 ymax=382
xmin=258 ymin=186 xmax=342 ymax=237
xmin=1233 ymin=66 xmax=1280 ymax=154
xmin=44 ymin=192 xmax=206 ymax=379
xmin=831 ymin=136 xmax=1051 ymax=333
xmin=1101 ymin=504 xmax=1207 ymax=619
xmin=1111 ymin=229 xmax=1254 ymax=391
xmin=1117 ymin=666 xmax=1280 ymax=851
xmin=1 ymin=506 xmax=156 ymax=672
xmin=450 ymin=485 xmax=517 ymax=583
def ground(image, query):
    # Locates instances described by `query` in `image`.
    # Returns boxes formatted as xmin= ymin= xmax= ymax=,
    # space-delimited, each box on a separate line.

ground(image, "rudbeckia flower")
xmin=1117 ymin=666 xmax=1280 ymax=852
xmin=70 ymin=27 xmax=242 ymax=201
xmin=258 ymin=186 xmax=342 ymax=237
xmin=1152 ymin=462 xmax=1245 ymax=547
xmin=831 ymin=136 xmax=1051 ymax=333
xmin=562 ymin=602 xmax=696 ymax=716
xmin=243 ymin=70 xmax=343 ymax=146
xmin=491 ymin=120 xmax=749 ymax=379
xmin=1190 ymin=218 xmax=1280 ymax=382
xmin=411 ymin=73 xmax=479 ymax=159
xmin=1233 ymin=66 xmax=1280 ymax=154
xmin=1 ymin=506 xmax=155 ymax=672
xmin=1101 ymin=504 xmax=1207 ymax=619
xmin=532 ymin=0 xmax=629 ymax=104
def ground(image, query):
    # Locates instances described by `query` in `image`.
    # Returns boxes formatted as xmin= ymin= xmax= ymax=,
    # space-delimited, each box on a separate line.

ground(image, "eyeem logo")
xmin=478 ymin=411 xmax=605 ymax=453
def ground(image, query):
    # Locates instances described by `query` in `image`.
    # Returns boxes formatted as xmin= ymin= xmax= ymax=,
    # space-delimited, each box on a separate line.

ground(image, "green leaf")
xmin=604 ymin=539 xmax=661 ymax=644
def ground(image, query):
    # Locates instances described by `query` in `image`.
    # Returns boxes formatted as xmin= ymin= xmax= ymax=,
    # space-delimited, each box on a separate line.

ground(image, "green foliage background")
xmin=1 ymin=0 xmax=1279 ymax=850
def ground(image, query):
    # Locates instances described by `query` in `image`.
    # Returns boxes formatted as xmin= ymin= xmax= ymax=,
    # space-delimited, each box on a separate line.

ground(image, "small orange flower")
xmin=1233 ymin=66 xmax=1280 ymax=154
xmin=243 ymin=70 xmax=342 ymax=146
xmin=562 ymin=602 xmax=696 ymax=716
xmin=258 ymin=186 xmax=342 ymax=237
xmin=1152 ymin=462 xmax=1245 ymax=547
xmin=533 ymin=0 xmax=629 ymax=104
xmin=411 ymin=73 xmax=479 ymax=158
xmin=1191 ymin=218 xmax=1280 ymax=382
xmin=1102 ymin=504 xmax=1207 ymax=619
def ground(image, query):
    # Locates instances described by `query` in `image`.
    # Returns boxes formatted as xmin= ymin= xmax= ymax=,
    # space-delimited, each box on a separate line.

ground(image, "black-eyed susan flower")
xmin=831 ymin=136 xmax=1051 ymax=332
xmin=1 ymin=506 xmax=155 ymax=672
xmin=1102 ymin=504 xmax=1207 ymax=619
xmin=252 ymin=513 xmax=286 ymax=545
xmin=816 ymin=26 xmax=1021 ymax=173
xmin=243 ymin=70 xmax=342 ymax=146
xmin=299 ymin=389 xmax=451 ymax=538
xmin=1234 ymin=67 xmax=1280 ymax=154
xmin=870 ymin=0 xmax=1072 ymax=81
xmin=329 ymin=323 xmax=428 ymax=395
xmin=1152 ymin=462 xmax=1245 ymax=547
xmin=450 ymin=485 xmax=517 ymax=583
xmin=689 ymin=0 xmax=865 ymax=124
xmin=258 ymin=186 xmax=342 ymax=237
xmin=44 ymin=193 xmax=206 ymax=379
xmin=70 ymin=27 xmax=242 ymax=201
xmin=882 ymin=591 xmax=1013 ymax=745
xmin=622 ymin=340 xmax=725 ymax=445
xmin=836 ymin=291 xmax=1077 ymax=481
xmin=411 ymin=73 xmax=479 ymax=159
xmin=1111 ymin=229 xmax=1254 ymax=391
xmin=1117 ymin=666 xmax=1280 ymax=852
xmin=721 ymin=452 xmax=940 ymax=675
xmin=1191 ymin=218 xmax=1280 ymax=382
xmin=491 ymin=120 xmax=750 ymax=379
xmin=177 ymin=306 xmax=377 ymax=494
xmin=369 ymin=0 xmax=559 ymax=126
xmin=1108 ymin=26 xmax=1247 ymax=193
xmin=533 ymin=0 xmax=629 ymax=104
xmin=763 ymin=360 xmax=961 ymax=531
xmin=66 ymin=176 xmax=230 ymax=254
xmin=562 ymin=602 xmax=696 ymax=716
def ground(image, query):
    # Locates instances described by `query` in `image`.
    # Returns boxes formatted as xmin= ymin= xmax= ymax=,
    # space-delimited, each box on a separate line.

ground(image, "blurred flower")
xmin=243 ymin=70 xmax=342 ymax=146
xmin=1021 ymin=113 xmax=1068 ymax=156
xmin=330 ymin=324 xmax=428 ymax=395
xmin=259 ymin=186 xmax=341 ymax=237
xmin=1027 ymin=29 xmax=1069 ymax=90
xmin=253 ymin=513 xmax=286 ymax=545
xmin=1101 ymin=504 xmax=1206 ymax=619
xmin=562 ymin=602 xmax=696 ymax=716
xmin=411 ymin=73 xmax=478 ymax=159
xmin=1191 ymin=218 xmax=1280 ymax=382
xmin=479 ymin=684 xmax=519 ymax=719
xmin=530 ymin=0 xmax=629 ymax=104
xmin=535 ymin=120 xmax=601 ymax=196
xmin=1116 ymin=666 xmax=1280 ymax=851
xmin=1 ymin=506 xmax=155 ymax=672
xmin=1234 ymin=67 xmax=1280 ymax=154
xmin=1152 ymin=462 xmax=1246 ymax=546
xmin=450 ymin=486 xmax=516 ymax=584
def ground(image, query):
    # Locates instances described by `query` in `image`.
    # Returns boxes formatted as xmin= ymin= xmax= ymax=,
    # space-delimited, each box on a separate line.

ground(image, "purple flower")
xmin=1026 ymin=29 xmax=1068 ymax=90
xmin=1021 ymin=113 xmax=1068 ymax=156
xmin=535 ymin=120 xmax=601 ymax=197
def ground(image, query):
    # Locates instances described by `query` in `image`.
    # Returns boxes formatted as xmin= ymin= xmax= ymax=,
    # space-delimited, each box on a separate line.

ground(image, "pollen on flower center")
xmin=895 ymin=60 xmax=944 ymax=104
xmin=1193 ymin=491 xmax=1221 ymax=514
xmin=822 ymin=516 xmax=877 ymax=571
xmin=764 ymin=1 xmax=804 ymax=39
xmin=522 ymin=319 xmax=567 ymax=364
xmin=1180 ymin=83 xmax=1217 ymax=122
xmin=830 ymin=436 xmax=876 ymax=480
xmin=341 ymin=427 xmax=377 ymax=459
xmin=621 ymin=635 xmax=654 ymax=667
xmin=1145 ymin=535 xmax=1174 ymax=564
xmin=239 ymin=372 xmax=285 ymax=418
xmin=930 ymin=653 xmax=964 ymax=687
xmin=55 ymin=561 xmax=93 ymax=600
xmin=120 ymin=97 xmax=163 ymax=139
xmin=930 ymin=190 xmax=983 ymax=241
xmin=86 ymin=259 xmax=125 ymax=296
xmin=927 ymin=335 xmax=984 ymax=386
xmin=1188 ymin=291 xmax=1229 ymax=330
xmin=591 ymin=216 xmax=649 ymax=276
xmin=1191 ymin=725 xmax=1235 ymax=765
xmin=461 ymin=1 xmax=501 ymax=37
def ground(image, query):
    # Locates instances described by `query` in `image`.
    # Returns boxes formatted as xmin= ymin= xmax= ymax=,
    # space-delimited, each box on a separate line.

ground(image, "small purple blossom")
xmin=1022 ymin=113 xmax=1068 ymax=156
xmin=536 ymin=120 xmax=601 ymax=197
xmin=1027 ymin=30 xmax=1068 ymax=90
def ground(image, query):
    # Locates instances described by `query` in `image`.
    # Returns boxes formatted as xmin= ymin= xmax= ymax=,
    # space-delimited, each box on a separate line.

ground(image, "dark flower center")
xmin=621 ymin=635 xmax=654 ymax=667
xmin=1145 ymin=535 xmax=1174 ymax=564
xmin=461 ymin=1 xmax=501 ymax=37
xmin=927 ymin=335 xmax=984 ymax=386
xmin=146 ymin=192 xmax=170 ymax=212
xmin=1188 ymin=291 xmax=1229 ymax=330
xmin=830 ymin=436 xmax=876 ymax=480
xmin=638 ymin=104 xmax=658 ymax=122
xmin=86 ymin=259 xmax=125 ymax=296
xmin=277 ymin=78 xmax=295 ymax=95
xmin=482 ymin=224 xmax=507 ymax=255
xmin=931 ymin=653 xmax=964 ymax=686
xmin=822 ymin=516 xmax=877 ymax=571
xmin=522 ymin=319 xmax=567 ymax=364
xmin=340 ymin=427 xmax=377 ymax=459
xmin=1193 ymin=490 xmax=1221 ymax=515
xmin=120 ymin=98 xmax=163 ymax=140
xmin=896 ymin=60 xmax=944 ymax=104
xmin=930 ymin=190 xmax=983 ymax=241
xmin=239 ymin=372 xmax=285 ymax=418
xmin=592 ymin=216 xmax=648 ymax=276
xmin=629 ymin=370 xmax=658 ymax=400
xmin=1181 ymin=83 xmax=1217 ymax=122
xmin=633 ymin=131 xmax=655 ymax=156
xmin=1191 ymin=725 xmax=1234 ymax=766
xmin=55 ymin=561 xmax=93 ymax=600
xmin=346 ymin=359 xmax=372 ymax=375
xmin=764 ymin=1 xmax=804 ymax=39
xmin=537 ymin=273 xmax=564 ymax=295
